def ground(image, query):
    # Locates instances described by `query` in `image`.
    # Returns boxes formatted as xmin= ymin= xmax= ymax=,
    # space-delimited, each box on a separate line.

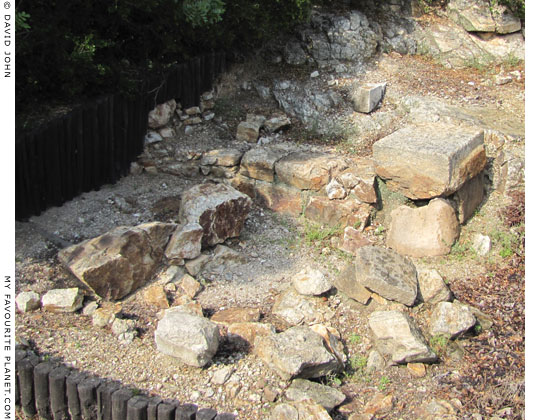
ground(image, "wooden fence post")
xmin=17 ymin=357 xmax=37 ymax=417
xmin=175 ymin=403 xmax=197 ymax=420
xmin=126 ymin=395 xmax=148 ymax=420
xmin=97 ymin=381 xmax=122 ymax=420
xmin=78 ymin=376 xmax=102 ymax=420
xmin=34 ymin=361 xmax=57 ymax=419
xmin=66 ymin=370 xmax=87 ymax=420
xmin=49 ymin=365 xmax=71 ymax=420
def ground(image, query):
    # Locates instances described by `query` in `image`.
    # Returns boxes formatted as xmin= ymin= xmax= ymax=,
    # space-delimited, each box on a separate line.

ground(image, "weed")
xmin=43 ymin=354 xmax=50 ymax=361
xmin=131 ymin=388 xmax=141 ymax=396
xmin=474 ymin=324 xmax=483 ymax=335
xmin=349 ymin=333 xmax=362 ymax=346
xmin=490 ymin=229 xmax=518 ymax=258
xmin=503 ymin=53 xmax=523 ymax=68
xmin=430 ymin=334 xmax=450 ymax=356
xmin=374 ymin=225 xmax=385 ymax=236
xmin=303 ymin=220 xmax=342 ymax=248
xmin=378 ymin=376 xmax=391 ymax=391
xmin=451 ymin=240 xmax=470 ymax=260
xmin=350 ymin=355 xmax=368 ymax=371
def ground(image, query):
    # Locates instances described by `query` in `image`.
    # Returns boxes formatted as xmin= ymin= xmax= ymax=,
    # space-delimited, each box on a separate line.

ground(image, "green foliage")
xmin=303 ymin=220 xmax=341 ymax=247
xmin=349 ymin=333 xmax=362 ymax=345
xmin=350 ymin=355 xmax=368 ymax=371
xmin=182 ymin=0 xmax=225 ymax=26
xmin=378 ymin=375 xmax=391 ymax=391
xmin=430 ymin=334 xmax=450 ymax=356
xmin=16 ymin=0 xmax=316 ymax=119
xmin=15 ymin=11 xmax=31 ymax=31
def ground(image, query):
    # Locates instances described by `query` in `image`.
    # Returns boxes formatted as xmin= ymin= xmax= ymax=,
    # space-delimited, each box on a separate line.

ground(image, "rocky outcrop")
xmin=387 ymin=199 xmax=460 ymax=257
xmin=369 ymin=310 xmax=437 ymax=364
xmin=255 ymin=326 xmax=343 ymax=380
xmin=154 ymin=307 xmax=220 ymax=367
xmin=148 ymin=99 xmax=176 ymax=129
xmin=373 ymin=123 xmax=486 ymax=199
xmin=58 ymin=222 xmax=176 ymax=300
xmin=180 ymin=183 xmax=252 ymax=248
xmin=417 ymin=267 xmax=452 ymax=304
xmin=446 ymin=0 xmax=521 ymax=34
xmin=164 ymin=223 xmax=204 ymax=263
xmin=272 ymin=399 xmax=332 ymax=420
xmin=356 ymin=246 xmax=418 ymax=306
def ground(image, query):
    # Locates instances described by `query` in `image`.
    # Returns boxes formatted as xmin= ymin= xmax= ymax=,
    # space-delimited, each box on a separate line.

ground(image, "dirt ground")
xmin=15 ymin=47 xmax=525 ymax=420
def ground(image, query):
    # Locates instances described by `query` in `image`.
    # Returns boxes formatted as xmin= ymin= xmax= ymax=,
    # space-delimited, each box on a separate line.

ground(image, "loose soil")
xmin=15 ymin=47 xmax=525 ymax=419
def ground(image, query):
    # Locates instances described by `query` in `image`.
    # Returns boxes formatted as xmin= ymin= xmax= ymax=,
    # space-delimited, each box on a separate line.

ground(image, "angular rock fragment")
xmin=292 ymin=268 xmax=332 ymax=296
xmin=272 ymin=288 xmax=329 ymax=326
xmin=334 ymin=264 xmax=372 ymax=305
xmin=164 ymin=223 xmax=203 ymax=262
xmin=255 ymin=326 xmax=342 ymax=380
xmin=272 ymin=399 xmax=332 ymax=420
xmin=16 ymin=292 xmax=41 ymax=313
xmin=285 ymin=379 xmax=346 ymax=411
xmin=41 ymin=288 xmax=83 ymax=313
xmin=154 ymin=307 xmax=220 ymax=367
xmin=240 ymin=147 xmax=288 ymax=182
xmin=201 ymin=149 xmax=244 ymax=167
xmin=148 ymin=99 xmax=176 ymax=129
xmin=417 ymin=267 xmax=452 ymax=304
xmin=180 ymin=183 xmax=252 ymax=248
xmin=356 ymin=246 xmax=418 ymax=306
xmin=369 ymin=310 xmax=437 ymax=364
xmin=304 ymin=196 xmax=371 ymax=229
xmin=351 ymin=82 xmax=387 ymax=114
xmin=429 ymin=301 xmax=476 ymax=338
xmin=58 ymin=222 xmax=176 ymax=300
xmin=210 ymin=307 xmax=261 ymax=325
xmin=227 ymin=322 xmax=275 ymax=348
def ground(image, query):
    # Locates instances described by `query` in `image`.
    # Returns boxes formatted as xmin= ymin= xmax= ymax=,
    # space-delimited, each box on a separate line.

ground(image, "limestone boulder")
xmin=304 ymin=196 xmax=371 ymax=229
xmin=275 ymin=152 xmax=345 ymax=191
xmin=164 ymin=223 xmax=203 ymax=262
xmin=285 ymin=379 xmax=346 ymax=411
xmin=180 ymin=183 xmax=252 ymax=248
xmin=334 ymin=264 xmax=372 ymax=305
xmin=369 ymin=310 xmax=437 ymax=364
xmin=429 ymin=301 xmax=477 ymax=338
xmin=373 ymin=123 xmax=486 ymax=199
xmin=41 ymin=288 xmax=84 ymax=313
xmin=58 ymin=222 xmax=176 ymax=300
xmin=255 ymin=326 xmax=342 ymax=380
xmin=387 ymin=198 xmax=460 ymax=257
xmin=154 ymin=307 xmax=220 ymax=367
xmin=355 ymin=246 xmax=418 ymax=307
xmin=292 ymin=268 xmax=332 ymax=296
xmin=148 ymin=99 xmax=176 ymax=129
xmin=16 ymin=292 xmax=41 ymax=313
xmin=471 ymin=233 xmax=491 ymax=256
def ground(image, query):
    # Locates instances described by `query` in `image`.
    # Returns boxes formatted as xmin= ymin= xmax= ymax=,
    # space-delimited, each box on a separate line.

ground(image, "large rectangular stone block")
xmin=373 ymin=123 xmax=486 ymax=199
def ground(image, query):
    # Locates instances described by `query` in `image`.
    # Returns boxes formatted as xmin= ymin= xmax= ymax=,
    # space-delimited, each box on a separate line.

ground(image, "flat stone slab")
xmin=355 ymin=246 xmax=418 ymax=306
xmin=369 ymin=310 xmax=437 ymax=364
xmin=373 ymin=123 xmax=486 ymax=199
xmin=201 ymin=149 xmax=244 ymax=167
xmin=239 ymin=147 xmax=287 ymax=182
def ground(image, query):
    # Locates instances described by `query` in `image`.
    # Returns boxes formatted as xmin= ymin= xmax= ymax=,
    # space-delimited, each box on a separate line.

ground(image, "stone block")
xmin=351 ymin=83 xmax=387 ymax=113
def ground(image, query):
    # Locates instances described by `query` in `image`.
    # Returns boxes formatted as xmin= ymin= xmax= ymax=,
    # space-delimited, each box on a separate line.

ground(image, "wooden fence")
xmin=16 ymin=348 xmax=236 ymax=420
xmin=15 ymin=52 xmax=227 ymax=221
